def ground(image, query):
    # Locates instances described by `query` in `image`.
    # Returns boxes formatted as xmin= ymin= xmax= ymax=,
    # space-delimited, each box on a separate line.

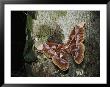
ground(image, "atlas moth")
xmin=37 ymin=22 xmax=85 ymax=71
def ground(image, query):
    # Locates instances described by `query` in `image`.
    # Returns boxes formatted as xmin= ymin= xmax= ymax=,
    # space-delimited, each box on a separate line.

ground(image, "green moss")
xmin=26 ymin=15 xmax=32 ymax=32
xmin=51 ymin=11 xmax=67 ymax=21
xmin=36 ymin=25 xmax=54 ymax=42
xmin=55 ymin=11 xmax=67 ymax=17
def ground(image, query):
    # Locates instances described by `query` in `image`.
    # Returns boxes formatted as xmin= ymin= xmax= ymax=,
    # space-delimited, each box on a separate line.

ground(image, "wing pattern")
xmin=37 ymin=22 xmax=85 ymax=71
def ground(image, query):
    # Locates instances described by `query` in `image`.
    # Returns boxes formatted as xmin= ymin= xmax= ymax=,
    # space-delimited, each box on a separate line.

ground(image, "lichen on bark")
xmin=24 ymin=11 xmax=100 ymax=77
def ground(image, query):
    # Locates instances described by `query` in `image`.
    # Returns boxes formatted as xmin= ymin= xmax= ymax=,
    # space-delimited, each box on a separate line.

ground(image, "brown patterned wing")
xmin=42 ymin=42 xmax=69 ymax=71
xmin=66 ymin=22 xmax=85 ymax=64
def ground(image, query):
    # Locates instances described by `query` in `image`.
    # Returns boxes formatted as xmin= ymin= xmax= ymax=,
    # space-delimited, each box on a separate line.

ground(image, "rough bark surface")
xmin=24 ymin=11 xmax=100 ymax=77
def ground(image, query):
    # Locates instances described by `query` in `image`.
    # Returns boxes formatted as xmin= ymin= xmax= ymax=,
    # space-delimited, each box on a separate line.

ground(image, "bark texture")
xmin=24 ymin=11 xmax=100 ymax=77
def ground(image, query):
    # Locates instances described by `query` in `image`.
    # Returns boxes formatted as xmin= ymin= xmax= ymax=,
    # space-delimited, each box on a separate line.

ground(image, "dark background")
xmin=11 ymin=11 xmax=27 ymax=76
xmin=0 ymin=0 xmax=110 ymax=4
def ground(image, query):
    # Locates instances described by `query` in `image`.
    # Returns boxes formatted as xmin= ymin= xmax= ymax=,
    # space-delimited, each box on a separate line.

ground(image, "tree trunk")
xmin=24 ymin=11 xmax=100 ymax=77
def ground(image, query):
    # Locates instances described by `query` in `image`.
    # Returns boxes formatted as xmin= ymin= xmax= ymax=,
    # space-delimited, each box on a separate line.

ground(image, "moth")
xmin=37 ymin=22 xmax=85 ymax=71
